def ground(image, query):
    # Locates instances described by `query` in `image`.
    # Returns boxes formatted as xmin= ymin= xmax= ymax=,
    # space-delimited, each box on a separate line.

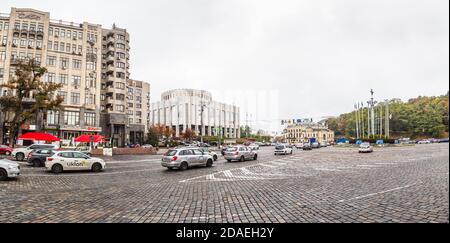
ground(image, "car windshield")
xmin=276 ymin=145 xmax=285 ymax=150
xmin=226 ymin=147 xmax=238 ymax=152
xmin=361 ymin=143 xmax=370 ymax=147
xmin=165 ymin=150 xmax=178 ymax=156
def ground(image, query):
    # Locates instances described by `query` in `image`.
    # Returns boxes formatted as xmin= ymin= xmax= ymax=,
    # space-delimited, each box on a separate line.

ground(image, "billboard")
xmin=281 ymin=118 xmax=313 ymax=126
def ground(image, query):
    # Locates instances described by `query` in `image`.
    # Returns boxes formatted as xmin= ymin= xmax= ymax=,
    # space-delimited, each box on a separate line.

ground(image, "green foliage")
xmin=328 ymin=93 xmax=449 ymax=139
xmin=146 ymin=126 xmax=159 ymax=147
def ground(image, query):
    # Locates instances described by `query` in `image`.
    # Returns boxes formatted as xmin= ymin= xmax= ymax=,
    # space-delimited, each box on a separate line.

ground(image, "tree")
xmin=145 ymin=126 xmax=159 ymax=147
xmin=0 ymin=60 xmax=63 ymax=147
xmin=182 ymin=128 xmax=196 ymax=141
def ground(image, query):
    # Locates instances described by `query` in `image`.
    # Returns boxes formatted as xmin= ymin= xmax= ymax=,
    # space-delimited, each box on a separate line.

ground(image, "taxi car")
xmin=45 ymin=151 xmax=106 ymax=174
xmin=0 ymin=159 xmax=20 ymax=181
xmin=274 ymin=144 xmax=293 ymax=155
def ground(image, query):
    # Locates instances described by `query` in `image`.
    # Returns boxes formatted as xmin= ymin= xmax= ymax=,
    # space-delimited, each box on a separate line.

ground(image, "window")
xmin=20 ymin=39 xmax=26 ymax=46
xmin=100 ymin=94 xmax=105 ymax=101
xmin=67 ymin=30 xmax=71 ymax=38
xmin=45 ymin=73 xmax=56 ymax=83
xmin=49 ymin=27 xmax=53 ymax=36
xmin=84 ymin=113 xmax=96 ymax=126
xmin=85 ymin=94 xmax=94 ymax=105
xmin=136 ymin=111 xmax=142 ymax=117
xmin=55 ymin=28 xmax=60 ymax=37
xmin=58 ymin=91 xmax=67 ymax=104
xmin=0 ymin=68 xmax=4 ymax=80
xmin=72 ymin=76 xmax=81 ymax=86
xmin=86 ymin=77 xmax=95 ymax=88
xmin=47 ymin=111 xmax=60 ymax=125
xmin=115 ymin=105 xmax=125 ymax=112
xmin=2 ymin=36 xmax=7 ymax=45
xmin=59 ymin=74 xmax=68 ymax=85
xmin=36 ymin=40 xmax=42 ymax=48
xmin=66 ymin=43 xmax=71 ymax=52
xmin=136 ymin=96 xmax=142 ymax=102
xmin=116 ymin=72 xmax=125 ymax=79
xmin=48 ymin=41 xmax=53 ymax=50
xmin=60 ymin=57 xmax=69 ymax=69
xmin=0 ymin=51 xmax=5 ymax=61
xmin=64 ymin=111 xmax=80 ymax=126
xmin=47 ymin=56 xmax=56 ymax=66
xmin=70 ymin=93 xmax=80 ymax=105
xmin=128 ymin=103 xmax=134 ymax=108
xmin=60 ymin=29 xmax=65 ymax=38
xmin=136 ymin=104 xmax=142 ymax=109
xmin=72 ymin=59 xmax=81 ymax=69
xmin=116 ymin=82 xmax=125 ymax=89
xmin=86 ymin=62 xmax=95 ymax=70
xmin=116 ymin=94 xmax=125 ymax=101
xmin=116 ymin=62 xmax=125 ymax=68
xmin=54 ymin=41 xmax=58 ymax=51
xmin=127 ymin=110 xmax=133 ymax=115
xmin=116 ymin=43 xmax=125 ymax=49
xmin=60 ymin=42 xmax=65 ymax=52
xmin=128 ymin=118 xmax=133 ymax=124
xmin=116 ymin=52 xmax=126 ymax=59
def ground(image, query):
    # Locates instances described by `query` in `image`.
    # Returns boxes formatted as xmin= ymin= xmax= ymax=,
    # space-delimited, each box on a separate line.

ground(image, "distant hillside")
xmin=327 ymin=92 xmax=449 ymax=139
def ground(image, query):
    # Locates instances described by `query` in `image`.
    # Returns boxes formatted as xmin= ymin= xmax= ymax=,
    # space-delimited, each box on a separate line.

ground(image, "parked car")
xmin=0 ymin=145 xmax=13 ymax=156
xmin=294 ymin=143 xmax=304 ymax=149
xmin=12 ymin=144 xmax=59 ymax=161
xmin=417 ymin=140 xmax=431 ymax=144
xmin=311 ymin=142 xmax=321 ymax=149
xmin=439 ymin=138 xmax=449 ymax=143
xmin=142 ymin=144 xmax=154 ymax=149
xmin=249 ymin=143 xmax=260 ymax=151
xmin=0 ymin=159 xmax=20 ymax=181
xmin=196 ymin=147 xmax=219 ymax=161
xmin=224 ymin=146 xmax=258 ymax=162
xmin=303 ymin=143 xmax=312 ymax=151
xmin=320 ymin=142 xmax=329 ymax=148
xmin=161 ymin=148 xmax=214 ymax=171
xmin=359 ymin=143 xmax=374 ymax=153
xmin=274 ymin=144 xmax=293 ymax=155
xmin=27 ymin=149 xmax=55 ymax=167
xmin=73 ymin=147 xmax=92 ymax=157
xmin=45 ymin=151 xmax=106 ymax=174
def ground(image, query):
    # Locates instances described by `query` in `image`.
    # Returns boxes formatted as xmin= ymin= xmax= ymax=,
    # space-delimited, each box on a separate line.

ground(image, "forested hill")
xmin=327 ymin=92 xmax=449 ymax=139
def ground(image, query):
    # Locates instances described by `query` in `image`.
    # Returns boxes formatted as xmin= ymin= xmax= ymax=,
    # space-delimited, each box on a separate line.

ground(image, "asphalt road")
xmin=0 ymin=143 xmax=448 ymax=223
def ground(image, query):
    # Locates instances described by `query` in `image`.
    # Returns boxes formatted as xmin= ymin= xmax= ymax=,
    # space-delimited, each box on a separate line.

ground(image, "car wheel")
xmin=51 ymin=164 xmax=63 ymax=174
xmin=240 ymin=156 xmax=245 ymax=162
xmin=253 ymin=154 xmax=258 ymax=161
xmin=206 ymin=159 xmax=213 ymax=168
xmin=213 ymin=155 xmax=218 ymax=161
xmin=5 ymin=151 xmax=11 ymax=156
xmin=92 ymin=163 xmax=103 ymax=173
xmin=32 ymin=159 xmax=41 ymax=167
xmin=0 ymin=169 xmax=7 ymax=181
xmin=227 ymin=160 xmax=232 ymax=162
xmin=16 ymin=153 xmax=25 ymax=161
xmin=167 ymin=167 xmax=174 ymax=171
xmin=179 ymin=162 xmax=188 ymax=171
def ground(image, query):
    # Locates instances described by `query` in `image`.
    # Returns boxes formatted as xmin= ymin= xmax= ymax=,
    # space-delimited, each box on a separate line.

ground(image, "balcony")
xmin=13 ymin=27 xmax=20 ymax=34
xmin=29 ymin=29 xmax=36 ymax=35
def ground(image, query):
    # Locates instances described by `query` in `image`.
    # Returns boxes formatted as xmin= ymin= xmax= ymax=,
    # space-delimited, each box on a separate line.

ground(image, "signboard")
xmin=281 ymin=118 xmax=313 ymax=126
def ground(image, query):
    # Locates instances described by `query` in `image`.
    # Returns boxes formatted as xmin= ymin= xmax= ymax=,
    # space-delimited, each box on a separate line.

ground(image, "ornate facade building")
xmin=0 ymin=8 xmax=149 ymax=146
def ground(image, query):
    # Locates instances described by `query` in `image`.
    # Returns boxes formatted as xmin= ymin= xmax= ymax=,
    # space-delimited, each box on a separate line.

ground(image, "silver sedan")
xmin=224 ymin=146 xmax=258 ymax=162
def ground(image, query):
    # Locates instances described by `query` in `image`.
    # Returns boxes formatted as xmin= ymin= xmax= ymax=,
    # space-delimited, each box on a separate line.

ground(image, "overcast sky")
xmin=2 ymin=0 xmax=449 ymax=133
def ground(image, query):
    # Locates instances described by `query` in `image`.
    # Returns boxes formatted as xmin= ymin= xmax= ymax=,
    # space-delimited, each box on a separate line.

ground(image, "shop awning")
xmin=74 ymin=135 xmax=105 ymax=143
xmin=19 ymin=132 xmax=61 ymax=142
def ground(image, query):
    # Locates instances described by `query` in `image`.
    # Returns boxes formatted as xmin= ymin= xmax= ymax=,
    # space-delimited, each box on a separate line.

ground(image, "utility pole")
xmin=360 ymin=102 xmax=365 ymax=139
xmin=385 ymin=99 xmax=390 ymax=139
xmin=380 ymin=102 xmax=383 ymax=138
xmin=367 ymin=101 xmax=371 ymax=137
xmin=354 ymin=103 xmax=359 ymax=139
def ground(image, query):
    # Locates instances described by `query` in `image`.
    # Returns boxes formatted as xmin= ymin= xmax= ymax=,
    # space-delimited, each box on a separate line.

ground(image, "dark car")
xmin=0 ymin=145 xmax=13 ymax=156
xmin=27 ymin=149 xmax=55 ymax=167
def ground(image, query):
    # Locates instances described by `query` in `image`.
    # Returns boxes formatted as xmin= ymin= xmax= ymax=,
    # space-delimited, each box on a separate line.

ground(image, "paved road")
xmin=0 ymin=144 xmax=448 ymax=223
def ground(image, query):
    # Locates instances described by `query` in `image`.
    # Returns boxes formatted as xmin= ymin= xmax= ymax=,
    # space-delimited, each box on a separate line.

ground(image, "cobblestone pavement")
xmin=0 ymin=144 xmax=448 ymax=223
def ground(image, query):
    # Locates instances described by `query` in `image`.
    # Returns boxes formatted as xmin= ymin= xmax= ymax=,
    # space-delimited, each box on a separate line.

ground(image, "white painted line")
xmin=338 ymin=183 xmax=418 ymax=203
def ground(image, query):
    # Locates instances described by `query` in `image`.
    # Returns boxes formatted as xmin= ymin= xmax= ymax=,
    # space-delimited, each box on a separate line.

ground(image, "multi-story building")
xmin=282 ymin=123 xmax=335 ymax=144
xmin=149 ymin=89 xmax=240 ymax=139
xmin=0 ymin=8 xmax=149 ymax=146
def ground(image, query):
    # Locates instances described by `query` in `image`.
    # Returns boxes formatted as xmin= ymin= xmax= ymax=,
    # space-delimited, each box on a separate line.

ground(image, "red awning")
xmin=19 ymin=132 xmax=61 ymax=142
xmin=74 ymin=135 xmax=105 ymax=143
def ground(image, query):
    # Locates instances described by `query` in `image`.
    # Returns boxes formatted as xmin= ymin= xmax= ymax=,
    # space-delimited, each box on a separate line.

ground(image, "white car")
xmin=0 ymin=159 xmax=20 ymax=181
xmin=274 ymin=144 xmax=293 ymax=155
xmin=359 ymin=143 xmax=374 ymax=153
xmin=295 ymin=143 xmax=304 ymax=149
xmin=417 ymin=140 xmax=431 ymax=144
xmin=12 ymin=144 xmax=58 ymax=161
xmin=45 ymin=151 xmax=106 ymax=174
xmin=249 ymin=144 xmax=260 ymax=151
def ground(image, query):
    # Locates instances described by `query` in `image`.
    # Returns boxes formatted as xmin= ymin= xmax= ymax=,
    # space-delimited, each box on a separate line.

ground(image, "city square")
xmin=1 ymin=143 xmax=448 ymax=223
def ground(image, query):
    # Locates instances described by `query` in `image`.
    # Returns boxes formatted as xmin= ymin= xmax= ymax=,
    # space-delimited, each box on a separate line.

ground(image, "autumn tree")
xmin=182 ymin=128 xmax=196 ymax=141
xmin=0 ymin=60 xmax=63 ymax=147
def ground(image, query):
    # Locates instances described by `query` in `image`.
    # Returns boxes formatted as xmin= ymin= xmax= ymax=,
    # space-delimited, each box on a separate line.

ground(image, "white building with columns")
xmin=149 ymin=89 xmax=241 ymax=138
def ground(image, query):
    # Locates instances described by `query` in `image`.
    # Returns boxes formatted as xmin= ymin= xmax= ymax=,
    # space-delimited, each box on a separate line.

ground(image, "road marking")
xmin=338 ymin=183 xmax=418 ymax=203
xmin=22 ymin=168 xmax=163 ymax=177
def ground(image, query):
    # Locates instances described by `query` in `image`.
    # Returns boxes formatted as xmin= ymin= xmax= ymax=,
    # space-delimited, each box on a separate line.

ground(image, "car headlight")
xmin=8 ymin=165 xmax=19 ymax=170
